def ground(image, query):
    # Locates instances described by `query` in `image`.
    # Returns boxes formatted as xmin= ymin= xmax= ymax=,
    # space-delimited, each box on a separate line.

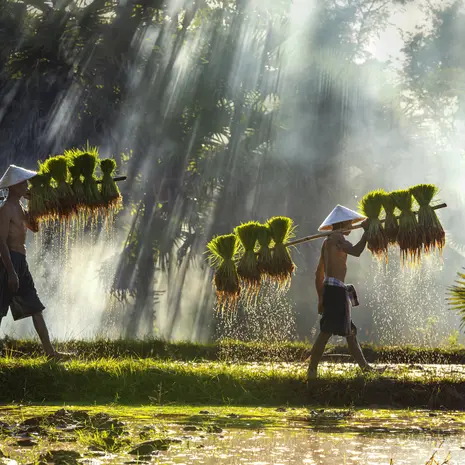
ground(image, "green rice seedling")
xmin=45 ymin=155 xmax=74 ymax=217
xmin=256 ymin=224 xmax=273 ymax=278
xmin=381 ymin=192 xmax=399 ymax=245
xmin=267 ymin=216 xmax=296 ymax=289
xmin=390 ymin=189 xmax=421 ymax=265
xmin=359 ymin=190 xmax=389 ymax=260
xmin=206 ymin=234 xmax=241 ymax=310
xmin=75 ymin=149 xmax=102 ymax=215
xmin=28 ymin=173 xmax=48 ymax=221
xmin=37 ymin=161 xmax=60 ymax=222
xmin=410 ymin=184 xmax=445 ymax=254
xmin=66 ymin=153 xmax=86 ymax=216
xmin=99 ymin=158 xmax=122 ymax=211
xmin=235 ymin=222 xmax=261 ymax=299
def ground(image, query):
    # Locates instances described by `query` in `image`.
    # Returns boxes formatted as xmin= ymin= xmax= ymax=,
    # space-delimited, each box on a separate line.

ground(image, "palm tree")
xmin=448 ymin=270 xmax=465 ymax=329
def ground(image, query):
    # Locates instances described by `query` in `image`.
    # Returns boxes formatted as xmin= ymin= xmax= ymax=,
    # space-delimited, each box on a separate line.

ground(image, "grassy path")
xmin=2 ymin=338 xmax=465 ymax=363
xmin=0 ymin=358 xmax=464 ymax=408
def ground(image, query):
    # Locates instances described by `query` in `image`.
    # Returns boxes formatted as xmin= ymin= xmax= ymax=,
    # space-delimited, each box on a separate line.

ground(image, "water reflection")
xmin=154 ymin=429 xmax=464 ymax=465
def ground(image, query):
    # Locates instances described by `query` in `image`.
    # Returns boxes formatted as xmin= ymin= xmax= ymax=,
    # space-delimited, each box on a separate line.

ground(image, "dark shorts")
xmin=320 ymin=284 xmax=356 ymax=337
xmin=0 ymin=251 xmax=45 ymax=322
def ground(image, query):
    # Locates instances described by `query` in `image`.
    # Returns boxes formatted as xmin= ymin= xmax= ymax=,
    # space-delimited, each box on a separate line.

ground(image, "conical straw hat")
xmin=0 ymin=165 xmax=37 ymax=189
xmin=318 ymin=204 xmax=366 ymax=231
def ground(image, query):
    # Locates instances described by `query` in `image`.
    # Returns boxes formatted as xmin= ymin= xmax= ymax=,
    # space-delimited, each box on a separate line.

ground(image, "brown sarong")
xmin=320 ymin=283 xmax=356 ymax=337
xmin=0 ymin=251 xmax=45 ymax=322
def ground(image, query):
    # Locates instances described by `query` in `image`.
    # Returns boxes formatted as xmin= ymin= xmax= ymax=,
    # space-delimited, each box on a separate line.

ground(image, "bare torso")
xmin=2 ymin=200 xmax=27 ymax=255
xmin=322 ymin=233 xmax=347 ymax=282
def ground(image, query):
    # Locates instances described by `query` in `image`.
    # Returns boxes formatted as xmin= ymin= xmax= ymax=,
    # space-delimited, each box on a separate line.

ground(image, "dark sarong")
xmin=320 ymin=284 xmax=356 ymax=337
xmin=0 ymin=251 xmax=45 ymax=322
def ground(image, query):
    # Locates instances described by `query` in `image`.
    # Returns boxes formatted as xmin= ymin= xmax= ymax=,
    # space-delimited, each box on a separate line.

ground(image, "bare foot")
xmin=362 ymin=365 xmax=386 ymax=375
xmin=47 ymin=351 xmax=74 ymax=362
xmin=307 ymin=367 xmax=318 ymax=381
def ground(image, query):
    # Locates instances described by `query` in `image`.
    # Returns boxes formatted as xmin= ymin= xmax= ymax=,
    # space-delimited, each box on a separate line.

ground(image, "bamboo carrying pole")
xmin=97 ymin=176 xmax=127 ymax=184
xmin=284 ymin=203 xmax=448 ymax=248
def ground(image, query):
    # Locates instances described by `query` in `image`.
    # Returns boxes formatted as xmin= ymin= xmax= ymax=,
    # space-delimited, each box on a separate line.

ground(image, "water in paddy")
xmin=158 ymin=430 xmax=463 ymax=465
xmin=1 ymin=406 xmax=464 ymax=464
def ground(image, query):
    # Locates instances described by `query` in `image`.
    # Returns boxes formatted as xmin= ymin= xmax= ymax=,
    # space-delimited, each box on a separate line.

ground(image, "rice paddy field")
xmin=0 ymin=339 xmax=465 ymax=464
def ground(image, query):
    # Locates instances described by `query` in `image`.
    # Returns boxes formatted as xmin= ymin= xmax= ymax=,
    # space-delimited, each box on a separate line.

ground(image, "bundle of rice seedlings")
xmin=37 ymin=162 xmax=60 ymax=222
xmin=99 ymin=158 xmax=122 ymax=211
xmin=234 ymin=222 xmax=261 ymax=298
xmin=267 ymin=216 xmax=296 ymax=289
xmin=409 ymin=184 xmax=445 ymax=254
xmin=76 ymin=151 xmax=102 ymax=215
xmin=28 ymin=173 xmax=48 ymax=221
xmin=380 ymin=192 xmax=399 ymax=244
xmin=390 ymin=189 xmax=421 ymax=264
xmin=206 ymin=234 xmax=241 ymax=309
xmin=45 ymin=155 xmax=74 ymax=217
xmin=256 ymin=224 xmax=273 ymax=277
xmin=67 ymin=155 xmax=86 ymax=215
xmin=359 ymin=190 xmax=389 ymax=260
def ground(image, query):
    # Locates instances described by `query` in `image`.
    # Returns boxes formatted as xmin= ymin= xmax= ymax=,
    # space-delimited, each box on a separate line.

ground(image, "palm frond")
xmin=447 ymin=268 xmax=465 ymax=329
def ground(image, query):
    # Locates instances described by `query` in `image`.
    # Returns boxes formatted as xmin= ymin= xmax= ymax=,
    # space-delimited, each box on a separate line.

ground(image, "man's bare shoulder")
xmin=327 ymin=232 xmax=345 ymax=243
xmin=327 ymin=232 xmax=352 ymax=249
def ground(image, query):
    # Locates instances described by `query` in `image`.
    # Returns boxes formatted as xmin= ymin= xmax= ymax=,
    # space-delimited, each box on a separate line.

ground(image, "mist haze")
xmin=0 ymin=0 xmax=464 ymax=345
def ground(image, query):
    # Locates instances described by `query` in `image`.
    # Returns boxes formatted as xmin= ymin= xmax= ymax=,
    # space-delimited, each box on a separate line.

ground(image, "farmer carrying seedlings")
xmin=307 ymin=205 xmax=381 ymax=380
xmin=0 ymin=165 xmax=70 ymax=360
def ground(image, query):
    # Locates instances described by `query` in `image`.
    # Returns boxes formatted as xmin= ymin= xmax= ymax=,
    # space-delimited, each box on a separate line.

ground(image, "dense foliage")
xmin=1 ymin=0 xmax=464 ymax=337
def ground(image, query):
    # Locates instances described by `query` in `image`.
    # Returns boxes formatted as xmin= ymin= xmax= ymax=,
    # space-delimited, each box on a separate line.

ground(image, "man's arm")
xmin=315 ymin=244 xmax=325 ymax=314
xmin=25 ymin=215 xmax=39 ymax=233
xmin=0 ymin=205 xmax=19 ymax=292
xmin=334 ymin=231 xmax=368 ymax=257
xmin=23 ymin=193 xmax=39 ymax=233
xmin=315 ymin=246 xmax=325 ymax=299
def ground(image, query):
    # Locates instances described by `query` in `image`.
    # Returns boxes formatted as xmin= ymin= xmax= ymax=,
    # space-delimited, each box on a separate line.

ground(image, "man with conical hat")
xmin=0 ymin=165 xmax=66 ymax=360
xmin=307 ymin=204 xmax=378 ymax=380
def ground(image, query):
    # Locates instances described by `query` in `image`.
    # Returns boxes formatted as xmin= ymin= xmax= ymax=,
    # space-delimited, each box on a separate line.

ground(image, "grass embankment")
xmin=2 ymin=338 xmax=465 ymax=364
xmin=0 ymin=357 xmax=464 ymax=408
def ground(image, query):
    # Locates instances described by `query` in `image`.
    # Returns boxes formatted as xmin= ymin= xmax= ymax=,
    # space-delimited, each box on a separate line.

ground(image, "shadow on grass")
xmin=0 ymin=360 xmax=464 ymax=409
xmin=2 ymin=338 xmax=465 ymax=364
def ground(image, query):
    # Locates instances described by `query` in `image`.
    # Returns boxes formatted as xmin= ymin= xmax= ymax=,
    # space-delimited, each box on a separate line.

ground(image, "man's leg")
xmin=346 ymin=326 xmax=370 ymax=370
xmin=32 ymin=312 xmax=55 ymax=358
xmin=307 ymin=331 xmax=331 ymax=379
